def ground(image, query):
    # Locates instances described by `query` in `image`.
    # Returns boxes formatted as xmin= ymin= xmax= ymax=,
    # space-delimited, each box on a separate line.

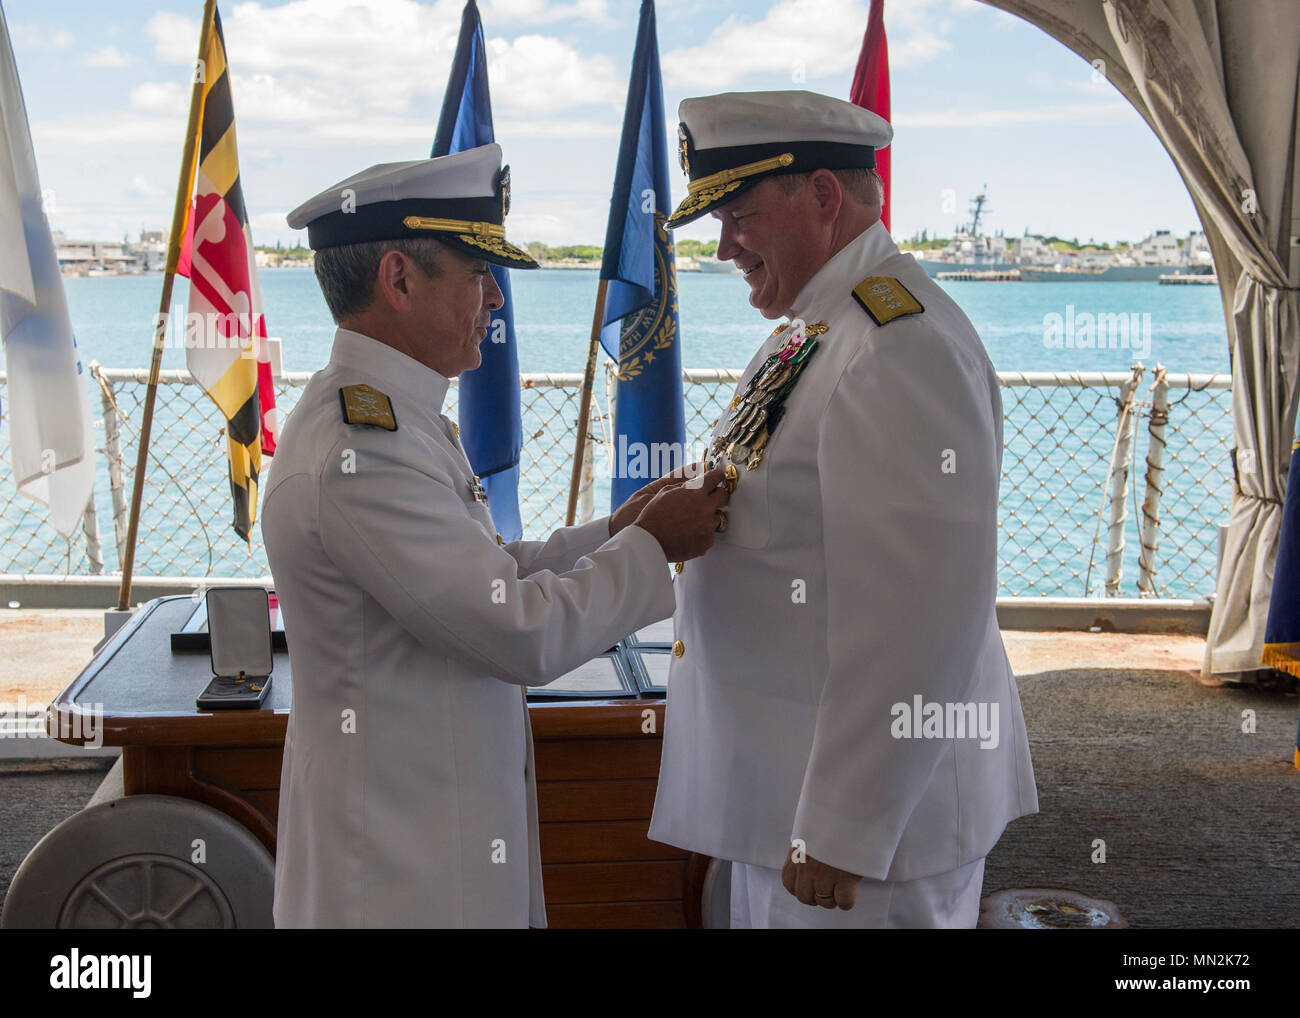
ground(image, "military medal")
xmin=709 ymin=319 xmax=825 ymax=471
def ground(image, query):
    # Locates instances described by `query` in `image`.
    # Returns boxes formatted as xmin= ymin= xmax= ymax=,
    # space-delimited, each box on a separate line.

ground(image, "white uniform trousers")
xmin=729 ymin=857 xmax=986 ymax=929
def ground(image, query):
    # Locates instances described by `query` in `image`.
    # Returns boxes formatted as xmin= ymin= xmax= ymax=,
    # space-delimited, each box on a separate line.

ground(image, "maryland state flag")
xmin=175 ymin=5 xmax=276 ymax=540
xmin=1262 ymin=438 xmax=1300 ymax=768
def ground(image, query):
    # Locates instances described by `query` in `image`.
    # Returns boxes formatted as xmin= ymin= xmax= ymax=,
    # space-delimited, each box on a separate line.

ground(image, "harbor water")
xmin=2 ymin=266 xmax=1233 ymax=598
xmin=63 ymin=266 xmax=1231 ymax=375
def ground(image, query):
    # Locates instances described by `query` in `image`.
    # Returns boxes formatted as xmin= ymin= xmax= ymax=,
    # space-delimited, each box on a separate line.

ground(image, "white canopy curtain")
xmin=978 ymin=0 xmax=1300 ymax=677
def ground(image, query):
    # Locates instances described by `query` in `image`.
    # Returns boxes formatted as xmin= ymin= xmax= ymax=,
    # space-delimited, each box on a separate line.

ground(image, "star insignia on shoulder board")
xmin=339 ymin=384 xmax=397 ymax=431
xmin=851 ymin=276 xmax=924 ymax=326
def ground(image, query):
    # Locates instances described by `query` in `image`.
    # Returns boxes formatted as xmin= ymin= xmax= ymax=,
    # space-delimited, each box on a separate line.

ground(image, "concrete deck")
xmin=1 ymin=610 xmax=1296 ymax=927
xmin=0 ymin=609 xmax=105 ymax=707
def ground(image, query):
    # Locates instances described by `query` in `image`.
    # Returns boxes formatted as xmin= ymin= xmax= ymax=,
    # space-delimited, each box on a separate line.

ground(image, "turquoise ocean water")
xmin=2 ymin=266 xmax=1233 ymax=597
xmin=64 ymin=267 xmax=1231 ymax=376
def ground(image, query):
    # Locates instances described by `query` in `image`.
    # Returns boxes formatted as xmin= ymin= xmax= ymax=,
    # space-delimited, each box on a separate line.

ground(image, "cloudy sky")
xmin=8 ymin=0 xmax=1202 ymax=248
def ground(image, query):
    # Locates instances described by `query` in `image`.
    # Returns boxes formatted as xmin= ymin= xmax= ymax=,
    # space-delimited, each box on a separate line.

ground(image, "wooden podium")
xmin=48 ymin=596 xmax=708 ymax=928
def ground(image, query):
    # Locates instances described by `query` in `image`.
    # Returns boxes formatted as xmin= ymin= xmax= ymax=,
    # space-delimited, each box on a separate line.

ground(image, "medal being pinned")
xmin=708 ymin=319 xmax=827 ymax=472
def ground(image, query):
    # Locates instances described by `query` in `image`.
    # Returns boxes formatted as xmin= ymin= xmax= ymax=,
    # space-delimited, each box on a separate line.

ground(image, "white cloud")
xmin=137 ymin=0 xmax=618 ymax=135
xmin=310 ymin=117 xmax=440 ymax=145
xmin=31 ymin=112 xmax=182 ymax=148
xmin=504 ymin=197 xmax=608 ymax=246
xmin=895 ymin=100 xmax=1131 ymax=128
xmin=144 ymin=11 xmax=202 ymax=65
xmin=249 ymin=210 xmax=292 ymax=235
xmin=486 ymin=35 xmax=621 ymax=115
xmin=496 ymin=118 xmax=619 ymax=140
xmin=986 ymin=4 xmax=1027 ymax=31
xmin=86 ymin=46 xmax=133 ymax=69
xmin=7 ymin=22 xmax=73 ymax=51
xmin=661 ymin=0 xmax=973 ymax=91
xmin=129 ymin=174 xmax=162 ymax=197
xmin=310 ymin=114 xmax=618 ymax=145
xmin=130 ymin=81 xmax=187 ymax=115
xmin=481 ymin=0 xmax=612 ymax=24
xmin=225 ymin=73 xmax=333 ymax=123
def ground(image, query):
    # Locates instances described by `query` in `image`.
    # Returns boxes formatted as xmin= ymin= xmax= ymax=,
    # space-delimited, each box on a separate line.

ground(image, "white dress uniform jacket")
xmin=263 ymin=329 xmax=675 ymax=928
xmin=649 ymin=221 xmax=1038 ymax=884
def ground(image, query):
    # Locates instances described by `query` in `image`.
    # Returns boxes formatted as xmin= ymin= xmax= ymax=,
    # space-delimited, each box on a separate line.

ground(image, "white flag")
xmin=0 ymin=4 xmax=94 ymax=538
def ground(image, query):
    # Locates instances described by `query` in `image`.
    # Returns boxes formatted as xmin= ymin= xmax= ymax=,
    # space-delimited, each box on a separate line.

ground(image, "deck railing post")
xmin=599 ymin=360 xmax=621 ymax=521
xmin=93 ymin=364 xmax=129 ymax=568
xmin=79 ymin=497 xmax=103 ymax=575
xmin=1104 ymin=364 xmax=1144 ymax=596
xmin=578 ymin=411 xmax=595 ymax=525
xmin=1137 ymin=365 xmax=1169 ymax=596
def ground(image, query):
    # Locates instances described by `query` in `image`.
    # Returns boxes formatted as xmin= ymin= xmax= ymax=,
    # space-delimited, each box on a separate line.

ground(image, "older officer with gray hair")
xmin=649 ymin=91 xmax=1038 ymax=928
xmin=263 ymin=143 xmax=730 ymax=928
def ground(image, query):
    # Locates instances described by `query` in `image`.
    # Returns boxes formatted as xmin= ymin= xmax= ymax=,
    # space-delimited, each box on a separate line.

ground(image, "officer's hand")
xmin=633 ymin=464 xmax=730 ymax=562
xmin=608 ymin=462 xmax=705 ymax=537
xmin=780 ymin=846 xmax=862 ymax=910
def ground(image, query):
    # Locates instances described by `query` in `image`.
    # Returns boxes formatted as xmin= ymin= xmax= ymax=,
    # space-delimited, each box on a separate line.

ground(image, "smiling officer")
xmin=649 ymin=92 xmax=1038 ymax=928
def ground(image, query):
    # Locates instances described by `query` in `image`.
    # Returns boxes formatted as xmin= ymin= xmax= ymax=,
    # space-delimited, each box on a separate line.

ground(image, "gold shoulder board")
xmin=852 ymin=276 xmax=924 ymax=326
xmin=339 ymin=384 xmax=397 ymax=431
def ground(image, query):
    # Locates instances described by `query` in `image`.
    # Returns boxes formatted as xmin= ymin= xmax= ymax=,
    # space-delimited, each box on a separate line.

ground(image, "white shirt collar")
xmin=328 ymin=328 xmax=452 ymax=415
xmin=789 ymin=218 xmax=899 ymax=320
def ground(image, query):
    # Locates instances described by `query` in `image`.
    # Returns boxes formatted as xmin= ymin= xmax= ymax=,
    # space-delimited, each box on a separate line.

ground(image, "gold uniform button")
xmin=674 ymin=561 xmax=684 ymax=574
xmin=672 ymin=640 xmax=685 ymax=658
xmin=724 ymin=463 xmax=739 ymax=493
xmin=496 ymin=534 xmax=504 ymax=545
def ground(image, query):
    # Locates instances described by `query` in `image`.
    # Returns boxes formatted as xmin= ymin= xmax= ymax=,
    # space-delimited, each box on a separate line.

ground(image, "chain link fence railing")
xmin=996 ymin=367 xmax=1232 ymax=597
xmin=0 ymin=362 xmax=1232 ymax=599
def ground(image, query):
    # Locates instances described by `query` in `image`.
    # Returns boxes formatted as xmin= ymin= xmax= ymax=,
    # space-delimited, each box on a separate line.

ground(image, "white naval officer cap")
xmin=286 ymin=143 xmax=538 ymax=268
xmin=666 ymin=90 xmax=893 ymax=229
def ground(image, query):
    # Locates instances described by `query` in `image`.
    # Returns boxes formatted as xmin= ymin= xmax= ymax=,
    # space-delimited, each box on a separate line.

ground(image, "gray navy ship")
xmin=914 ymin=189 xmax=1015 ymax=276
xmin=913 ymin=190 xmax=1213 ymax=281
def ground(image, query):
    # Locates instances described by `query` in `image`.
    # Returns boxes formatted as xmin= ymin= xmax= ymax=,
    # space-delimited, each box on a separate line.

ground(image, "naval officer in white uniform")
xmin=649 ymin=92 xmax=1038 ymax=928
xmin=263 ymin=145 xmax=731 ymax=928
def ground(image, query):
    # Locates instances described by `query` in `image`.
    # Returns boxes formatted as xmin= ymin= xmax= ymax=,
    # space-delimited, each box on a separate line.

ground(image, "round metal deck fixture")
xmin=2 ymin=794 xmax=274 ymax=929
xmin=59 ymin=854 xmax=235 ymax=928
xmin=979 ymin=888 xmax=1128 ymax=929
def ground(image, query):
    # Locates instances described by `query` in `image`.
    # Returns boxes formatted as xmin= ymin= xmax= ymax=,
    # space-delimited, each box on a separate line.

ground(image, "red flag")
xmin=850 ymin=0 xmax=890 ymax=231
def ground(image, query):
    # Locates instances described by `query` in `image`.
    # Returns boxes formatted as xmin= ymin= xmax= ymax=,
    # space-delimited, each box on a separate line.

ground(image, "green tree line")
xmin=520 ymin=239 xmax=719 ymax=263
xmin=255 ymin=239 xmax=724 ymax=264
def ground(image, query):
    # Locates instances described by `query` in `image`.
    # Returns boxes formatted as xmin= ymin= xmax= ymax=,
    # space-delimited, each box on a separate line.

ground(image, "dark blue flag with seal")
xmin=432 ymin=0 xmax=523 ymax=541
xmin=1261 ymin=437 xmax=1300 ymax=769
xmin=600 ymin=0 xmax=685 ymax=511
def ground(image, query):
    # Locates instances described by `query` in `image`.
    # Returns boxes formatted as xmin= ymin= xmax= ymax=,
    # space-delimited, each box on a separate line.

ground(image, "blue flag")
xmin=1262 ymin=438 xmax=1300 ymax=769
xmin=600 ymin=0 xmax=685 ymax=511
xmin=433 ymin=0 xmax=523 ymax=541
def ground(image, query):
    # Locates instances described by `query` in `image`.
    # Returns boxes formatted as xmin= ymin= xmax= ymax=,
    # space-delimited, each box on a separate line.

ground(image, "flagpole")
xmin=565 ymin=278 xmax=609 ymax=526
xmin=116 ymin=0 xmax=216 ymax=611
